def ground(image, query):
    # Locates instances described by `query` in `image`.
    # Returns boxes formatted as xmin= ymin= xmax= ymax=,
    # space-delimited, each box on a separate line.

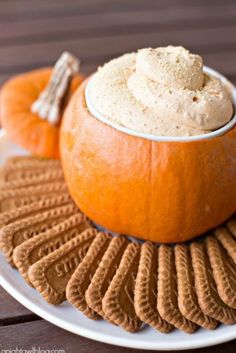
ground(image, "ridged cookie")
xmin=190 ymin=242 xmax=236 ymax=324
xmin=85 ymin=235 xmax=129 ymax=317
xmin=175 ymin=244 xmax=218 ymax=329
xmin=67 ymin=232 xmax=112 ymax=319
xmin=226 ymin=218 xmax=236 ymax=238
xmin=13 ymin=213 xmax=90 ymax=284
xmin=0 ymin=193 xmax=72 ymax=228
xmin=28 ymin=228 xmax=97 ymax=304
xmin=4 ymin=156 xmax=61 ymax=169
xmin=206 ymin=236 xmax=236 ymax=309
xmin=0 ymin=169 xmax=64 ymax=189
xmin=0 ymin=202 xmax=78 ymax=265
xmin=135 ymin=242 xmax=173 ymax=333
xmin=157 ymin=245 xmax=197 ymax=333
xmin=0 ymin=160 xmax=61 ymax=183
xmin=0 ymin=182 xmax=68 ymax=212
xmin=214 ymin=227 xmax=236 ymax=264
xmin=102 ymin=242 xmax=142 ymax=332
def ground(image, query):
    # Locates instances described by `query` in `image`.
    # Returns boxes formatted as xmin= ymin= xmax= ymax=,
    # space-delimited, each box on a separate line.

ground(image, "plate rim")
xmin=0 ymin=129 xmax=236 ymax=351
xmin=1 ymin=268 xmax=236 ymax=352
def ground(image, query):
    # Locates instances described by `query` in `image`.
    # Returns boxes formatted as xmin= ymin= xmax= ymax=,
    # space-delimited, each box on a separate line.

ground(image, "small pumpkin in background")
xmin=60 ymin=78 xmax=236 ymax=243
xmin=0 ymin=53 xmax=83 ymax=159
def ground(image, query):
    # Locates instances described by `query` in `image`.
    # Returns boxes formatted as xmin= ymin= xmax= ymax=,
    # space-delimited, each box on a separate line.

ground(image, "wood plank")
xmin=0 ymin=0 xmax=233 ymax=22
xmin=1 ymin=4 xmax=236 ymax=43
xmin=0 ymin=319 xmax=235 ymax=352
xmin=203 ymin=51 xmax=236 ymax=79
xmin=1 ymin=53 xmax=236 ymax=87
xmin=1 ymin=25 xmax=236 ymax=71
xmin=0 ymin=286 xmax=39 ymax=325
xmin=0 ymin=61 xmax=97 ymax=85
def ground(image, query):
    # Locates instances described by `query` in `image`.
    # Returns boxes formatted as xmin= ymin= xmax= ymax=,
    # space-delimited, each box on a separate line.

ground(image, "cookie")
xmin=0 ymin=169 xmax=64 ymax=189
xmin=206 ymin=236 xmax=236 ymax=309
xmin=28 ymin=228 xmax=97 ymax=304
xmin=0 ymin=160 xmax=61 ymax=183
xmin=175 ymin=244 xmax=218 ymax=329
xmin=4 ymin=156 xmax=61 ymax=169
xmin=157 ymin=245 xmax=197 ymax=333
xmin=0 ymin=182 xmax=68 ymax=212
xmin=134 ymin=242 xmax=172 ymax=333
xmin=102 ymin=242 xmax=142 ymax=332
xmin=214 ymin=226 xmax=236 ymax=264
xmin=85 ymin=235 xmax=129 ymax=317
xmin=226 ymin=218 xmax=236 ymax=238
xmin=66 ymin=232 xmax=112 ymax=319
xmin=0 ymin=193 xmax=72 ymax=228
xmin=0 ymin=202 xmax=78 ymax=266
xmin=0 ymin=167 xmax=47 ymax=183
xmin=13 ymin=213 xmax=90 ymax=284
xmin=190 ymin=241 xmax=236 ymax=324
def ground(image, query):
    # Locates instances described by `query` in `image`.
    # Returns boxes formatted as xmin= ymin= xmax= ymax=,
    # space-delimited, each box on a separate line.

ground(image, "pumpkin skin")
xmin=60 ymin=79 xmax=236 ymax=243
xmin=0 ymin=68 xmax=84 ymax=159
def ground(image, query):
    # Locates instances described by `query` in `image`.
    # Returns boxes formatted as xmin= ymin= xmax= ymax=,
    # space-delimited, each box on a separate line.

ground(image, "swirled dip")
xmin=88 ymin=46 xmax=233 ymax=136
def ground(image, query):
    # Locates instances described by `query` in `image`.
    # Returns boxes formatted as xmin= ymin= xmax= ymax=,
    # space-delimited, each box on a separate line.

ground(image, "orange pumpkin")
xmin=60 ymin=79 xmax=236 ymax=243
xmin=0 ymin=68 xmax=83 ymax=159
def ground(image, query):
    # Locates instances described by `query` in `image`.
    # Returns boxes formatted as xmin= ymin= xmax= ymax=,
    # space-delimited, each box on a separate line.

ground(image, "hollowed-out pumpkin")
xmin=60 ymin=78 xmax=236 ymax=243
xmin=0 ymin=68 xmax=83 ymax=159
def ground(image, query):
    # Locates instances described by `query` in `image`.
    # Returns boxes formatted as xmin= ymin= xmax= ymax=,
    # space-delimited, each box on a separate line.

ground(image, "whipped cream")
xmin=88 ymin=46 xmax=233 ymax=137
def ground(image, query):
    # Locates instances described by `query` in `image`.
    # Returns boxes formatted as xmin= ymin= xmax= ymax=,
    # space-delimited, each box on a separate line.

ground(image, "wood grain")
xmin=1 ymin=0 xmax=235 ymax=21
xmin=0 ymin=319 xmax=235 ymax=353
xmin=1 ymin=5 xmax=236 ymax=42
xmin=1 ymin=26 xmax=236 ymax=68
xmin=0 ymin=286 xmax=39 ymax=325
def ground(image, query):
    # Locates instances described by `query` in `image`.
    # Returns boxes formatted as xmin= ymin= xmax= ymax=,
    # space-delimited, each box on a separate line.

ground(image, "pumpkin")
xmin=60 ymin=78 xmax=236 ymax=243
xmin=0 ymin=68 xmax=83 ymax=159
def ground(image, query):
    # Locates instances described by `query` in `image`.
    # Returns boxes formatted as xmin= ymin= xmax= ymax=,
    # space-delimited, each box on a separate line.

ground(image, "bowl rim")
xmin=85 ymin=66 xmax=236 ymax=143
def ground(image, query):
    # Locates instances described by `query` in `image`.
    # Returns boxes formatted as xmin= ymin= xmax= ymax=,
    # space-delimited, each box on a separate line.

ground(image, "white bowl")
xmin=85 ymin=66 xmax=236 ymax=143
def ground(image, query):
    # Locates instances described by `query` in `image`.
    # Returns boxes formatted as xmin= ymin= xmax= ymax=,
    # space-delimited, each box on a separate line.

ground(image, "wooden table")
xmin=0 ymin=0 xmax=236 ymax=351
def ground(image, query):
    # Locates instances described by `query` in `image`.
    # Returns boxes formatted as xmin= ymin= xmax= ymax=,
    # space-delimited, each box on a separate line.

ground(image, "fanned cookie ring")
xmin=0 ymin=155 xmax=236 ymax=334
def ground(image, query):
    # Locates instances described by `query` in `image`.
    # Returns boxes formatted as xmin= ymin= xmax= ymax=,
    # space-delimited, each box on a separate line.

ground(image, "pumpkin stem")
xmin=31 ymin=52 xmax=79 ymax=125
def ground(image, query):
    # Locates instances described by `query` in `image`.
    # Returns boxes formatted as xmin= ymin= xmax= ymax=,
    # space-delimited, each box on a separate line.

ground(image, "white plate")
xmin=0 ymin=130 xmax=235 ymax=351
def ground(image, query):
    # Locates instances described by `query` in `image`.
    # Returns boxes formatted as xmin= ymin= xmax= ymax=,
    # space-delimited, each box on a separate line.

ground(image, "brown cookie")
xmin=190 ymin=241 xmax=236 ymax=324
xmin=0 ymin=182 xmax=68 ymax=212
xmin=85 ymin=235 xmax=129 ymax=318
xmin=0 ymin=193 xmax=73 ymax=228
xmin=214 ymin=226 xmax=236 ymax=264
xmin=175 ymin=244 xmax=218 ymax=330
xmin=226 ymin=218 xmax=236 ymax=238
xmin=28 ymin=228 xmax=97 ymax=304
xmin=0 ymin=167 xmax=46 ymax=183
xmin=66 ymin=232 xmax=112 ymax=319
xmin=102 ymin=242 xmax=142 ymax=332
xmin=206 ymin=236 xmax=236 ymax=309
xmin=0 ymin=203 xmax=78 ymax=266
xmin=4 ymin=156 xmax=61 ymax=169
xmin=13 ymin=213 xmax=90 ymax=284
xmin=157 ymin=245 xmax=197 ymax=333
xmin=0 ymin=160 xmax=61 ymax=183
xmin=0 ymin=169 xmax=64 ymax=189
xmin=134 ymin=242 xmax=172 ymax=333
